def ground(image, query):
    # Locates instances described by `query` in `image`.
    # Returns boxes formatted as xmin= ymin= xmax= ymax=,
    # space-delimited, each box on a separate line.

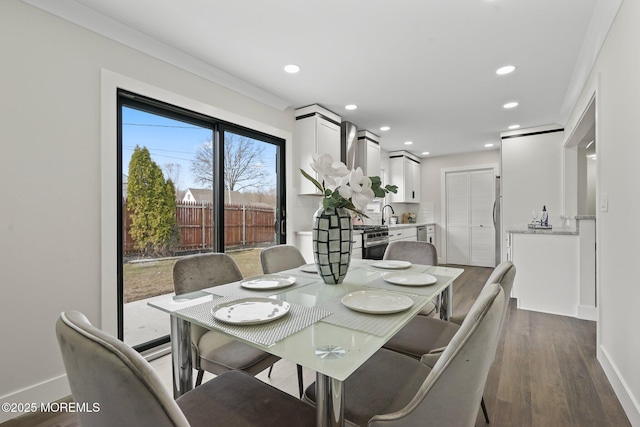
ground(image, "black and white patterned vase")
xmin=312 ymin=207 xmax=353 ymax=284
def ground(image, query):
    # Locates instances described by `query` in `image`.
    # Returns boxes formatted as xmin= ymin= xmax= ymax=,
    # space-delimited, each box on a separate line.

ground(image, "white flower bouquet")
xmin=301 ymin=153 xmax=397 ymax=216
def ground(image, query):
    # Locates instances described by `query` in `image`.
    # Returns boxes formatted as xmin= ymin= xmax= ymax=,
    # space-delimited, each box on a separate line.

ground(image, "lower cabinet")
xmin=388 ymin=226 xmax=418 ymax=243
xmin=352 ymin=235 xmax=363 ymax=259
xmin=403 ymin=227 xmax=417 ymax=241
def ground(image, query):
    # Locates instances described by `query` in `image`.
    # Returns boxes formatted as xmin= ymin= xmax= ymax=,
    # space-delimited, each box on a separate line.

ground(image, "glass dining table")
xmin=148 ymin=258 xmax=463 ymax=427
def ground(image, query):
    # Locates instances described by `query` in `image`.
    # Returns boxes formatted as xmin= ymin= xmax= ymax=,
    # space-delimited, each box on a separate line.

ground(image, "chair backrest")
xmin=260 ymin=245 xmax=307 ymax=274
xmin=56 ymin=311 xmax=190 ymax=427
xmin=369 ymin=283 xmax=505 ymax=427
xmin=485 ymin=261 xmax=516 ymax=325
xmin=173 ymin=252 xmax=243 ymax=295
xmin=383 ymin=241 xmax=437 ymax=266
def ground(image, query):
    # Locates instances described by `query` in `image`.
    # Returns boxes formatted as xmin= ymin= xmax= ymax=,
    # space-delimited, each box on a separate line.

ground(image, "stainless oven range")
xmin=353 ymin=225 xmax=389 ymax=260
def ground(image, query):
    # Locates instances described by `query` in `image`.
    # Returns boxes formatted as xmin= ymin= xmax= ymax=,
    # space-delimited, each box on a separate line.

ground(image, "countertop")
xmin=295 ymin=223 xmax=434 ymax=234
xmin=507 ymin=225 xmax=578 ymax=235
xmin=387 ymin=223 xmax=433 ymax=229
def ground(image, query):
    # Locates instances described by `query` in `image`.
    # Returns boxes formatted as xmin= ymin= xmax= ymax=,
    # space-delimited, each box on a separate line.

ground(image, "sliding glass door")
xmin=118 ymin=91 xmax=285 ymax=351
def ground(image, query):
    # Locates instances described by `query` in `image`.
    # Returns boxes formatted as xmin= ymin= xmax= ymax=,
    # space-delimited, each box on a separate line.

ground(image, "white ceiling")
xmin=26 ymin=0 xmax=609 ymax=158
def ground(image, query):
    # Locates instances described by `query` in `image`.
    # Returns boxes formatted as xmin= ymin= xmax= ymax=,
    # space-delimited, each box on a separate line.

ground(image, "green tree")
xmin=127 ymin=146 xmax=180 ymax=255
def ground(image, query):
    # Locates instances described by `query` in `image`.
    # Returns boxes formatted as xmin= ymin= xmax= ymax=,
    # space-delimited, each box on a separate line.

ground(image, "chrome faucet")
xmin=381 ymin=204 xmax=395 ymax=225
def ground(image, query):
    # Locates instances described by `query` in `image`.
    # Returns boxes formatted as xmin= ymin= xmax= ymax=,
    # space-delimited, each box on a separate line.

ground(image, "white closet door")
xmin=470 ymin=170 xmax=495 ymax=267
xmin=446 ymin=171 xmax=470 ymax=264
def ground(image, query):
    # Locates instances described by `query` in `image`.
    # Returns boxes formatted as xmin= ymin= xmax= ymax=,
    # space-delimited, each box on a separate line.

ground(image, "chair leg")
xmin=267 ymin=365 xmax=273 ymax=378
xmin=481 ymin=397 xmax=490 ymax=423
xmin=297 ymin=364 xmax=304 ymax=398
xmin=195 ymin=369 xmax=204 ymax=387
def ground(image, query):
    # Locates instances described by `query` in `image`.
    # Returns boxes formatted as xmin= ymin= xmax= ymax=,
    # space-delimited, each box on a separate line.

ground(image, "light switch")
xmin=600 ymin=193 xmax=608 ymax=212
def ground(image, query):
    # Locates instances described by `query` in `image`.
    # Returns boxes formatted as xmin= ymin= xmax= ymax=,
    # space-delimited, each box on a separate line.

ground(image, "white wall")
xmin=501 ymin=128 xmax=565 ymax=259
xmin=0 ymin=1 xmax=295 ymax=421
xmin=563 ymin=0 xmax=640 ymax=423
xmin=419 ymin=150 xmax=500 ymax=257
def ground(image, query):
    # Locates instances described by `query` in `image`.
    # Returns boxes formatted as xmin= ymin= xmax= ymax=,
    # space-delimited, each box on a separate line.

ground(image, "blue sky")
xmin=122 ymin=107 xmax=276 ymax=191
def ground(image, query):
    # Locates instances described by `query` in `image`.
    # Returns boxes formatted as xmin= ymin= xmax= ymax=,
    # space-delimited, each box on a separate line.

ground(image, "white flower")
xmin=310 ymin=153 xmax=349 ymax=186
xmin=301 ymin=152 xmax=397 ymax=216
xmin=337 ymin=168 xmax=375 ymax=211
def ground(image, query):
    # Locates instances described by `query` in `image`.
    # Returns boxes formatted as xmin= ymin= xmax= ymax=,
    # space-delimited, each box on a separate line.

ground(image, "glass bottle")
xmin=541 ymin=205 xmax=548 ymax=226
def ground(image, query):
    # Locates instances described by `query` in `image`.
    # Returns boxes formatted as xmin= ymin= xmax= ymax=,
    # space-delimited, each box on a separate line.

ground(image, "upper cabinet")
xmin=357 ymin=130 xmax=381 ymax=177
xmin=388 ymin=151 xmax=421 ymax=203
xmin=295 ymin=105 xmax=341 ymax=194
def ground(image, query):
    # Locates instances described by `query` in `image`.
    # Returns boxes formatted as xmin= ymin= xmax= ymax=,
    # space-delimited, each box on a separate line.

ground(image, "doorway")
xmin=118 ymin=91 xmax=286 ymax=351
xmin=441 ymin=164 xmax=498 ymax=267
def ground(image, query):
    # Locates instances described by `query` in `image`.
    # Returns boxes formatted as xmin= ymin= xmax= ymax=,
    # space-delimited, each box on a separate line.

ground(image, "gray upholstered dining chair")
xmin=259 ymin=245 xmax=307 ymax=398
xmin=381 ymin=260 xmax=516 ymax=423
xmin=172 ymin=253 xmax=281 ymax=387
xmin=260 ymin=244 xmax=308 ymax=274
xmin=304 ymin=283 xmax=505 ymax=426
xmin=383 ymin=240 xmax=439 ymax=316
xmin=56 ymin=311 xmax=316 ymax=427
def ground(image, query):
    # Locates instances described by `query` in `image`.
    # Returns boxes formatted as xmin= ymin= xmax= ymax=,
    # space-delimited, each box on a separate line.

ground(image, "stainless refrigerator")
xmin=493 ymin=176 xmax=501 ymax=266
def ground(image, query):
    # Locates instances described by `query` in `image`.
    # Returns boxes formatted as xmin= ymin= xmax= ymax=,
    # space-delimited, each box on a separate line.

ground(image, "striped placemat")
xmin=205 ymin=275 xmax=317 ymax=298
xmin=318 ymin=292 xmax=429 ymax=337
xmin=362 ymin=273 xmax=450 ymax=298
xmin=175 ymin=295 xmax=331 ymax=346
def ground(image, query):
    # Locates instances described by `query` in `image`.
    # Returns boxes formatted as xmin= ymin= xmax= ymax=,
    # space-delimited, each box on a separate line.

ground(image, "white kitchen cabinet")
xmin=351 ymin=232 xmax=363 ymax=259
xmin=388 ymin=151 xmax=421 ymax=203
xmin=294 ymin=231 xmax=314 ymax=263
xmin=357 ymin=130 xmax=381 ymax=177
xmin=402 ymin=227 xmax=417 ymax=241
xmin=295 ymin=105 xmax=341 ymax=194
xmin=388 ymin=229 xmax=404 ymax=242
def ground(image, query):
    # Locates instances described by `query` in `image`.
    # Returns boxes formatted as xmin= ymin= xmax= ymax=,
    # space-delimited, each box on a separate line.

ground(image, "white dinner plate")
xmin=300 ymin=264 xmax=318 ymax=273
xmin=370 ymin=260 xmax=411 ymax=269
xmin=211 ymin=298 xmax=291 ymax=325
xmin=383 ymin=272 xmax=437 ymax=286
xmin=341 ymin=290 xmax=414 ymax=314
xmin=240 ymin=274 xmax=296 ymax=290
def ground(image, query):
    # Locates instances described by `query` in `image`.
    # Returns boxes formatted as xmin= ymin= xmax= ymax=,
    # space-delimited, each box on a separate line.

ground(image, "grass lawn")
xmin=123 ymin=248 xmax=265 ymax=303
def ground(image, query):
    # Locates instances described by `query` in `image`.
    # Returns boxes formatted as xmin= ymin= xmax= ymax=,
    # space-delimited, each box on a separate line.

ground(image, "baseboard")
xmin=578 ymin=304 xmax=598 ymax=321
xmin=598 ymin=345 xmax=640 ymax=426
xmin=0 ymin=374 xmax=70 ymax=423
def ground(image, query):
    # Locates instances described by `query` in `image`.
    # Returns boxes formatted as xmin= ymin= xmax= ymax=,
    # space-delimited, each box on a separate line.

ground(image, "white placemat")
xmin=175 ymin=295 xmax=331 ymax=346
xmin=319 ymin=291 xmax=429 ymax=337
xmin=206 ymin=275 xmax=317 ymax=298
xmin=281 ymin=263 xmax=363 ymax=279
xmin=363 ymin=273 xmax=451 ymax=298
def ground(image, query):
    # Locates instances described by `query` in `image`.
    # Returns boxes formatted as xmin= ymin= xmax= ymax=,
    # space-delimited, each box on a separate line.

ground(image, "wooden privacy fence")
xmin=122 ymin=200 xmax=275 ymax=254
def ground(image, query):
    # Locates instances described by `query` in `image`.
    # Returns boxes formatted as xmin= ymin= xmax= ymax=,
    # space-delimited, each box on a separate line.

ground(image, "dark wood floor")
xmin=3 ymin=265 xmax=630 ymax=427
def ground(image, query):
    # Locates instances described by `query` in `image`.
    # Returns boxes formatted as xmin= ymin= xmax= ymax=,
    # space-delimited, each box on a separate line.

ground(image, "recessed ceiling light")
xmin=283 ymin=64 xmax=300 ymax=73
xmin=380 ymin=126 xmax=390 ymax=131
xmin=508 ymin=124 xmax=520 ymax=130
xmin=496 ymin=65 xmax=516 ymax=75
xmin=404 ymin=141 xmax=413 ymax=145
xmin=422 ymin=151 xmax=430 ymax=155
xmin=503 ymin=102 xmax=519 ymax=109
xmin=345 ymin=104 xmax=358 ymax=110
xmin=484 ymin=143 xmax=494 ymax=148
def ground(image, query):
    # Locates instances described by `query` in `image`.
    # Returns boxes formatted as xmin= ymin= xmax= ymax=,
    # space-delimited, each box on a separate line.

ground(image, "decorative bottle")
xmin=541 ymin=205 xmax=548 ymax=226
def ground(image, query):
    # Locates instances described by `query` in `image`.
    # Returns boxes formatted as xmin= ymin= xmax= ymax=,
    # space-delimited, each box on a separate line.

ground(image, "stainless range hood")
xmin=340 ymin=121 xmax=358 ymax=169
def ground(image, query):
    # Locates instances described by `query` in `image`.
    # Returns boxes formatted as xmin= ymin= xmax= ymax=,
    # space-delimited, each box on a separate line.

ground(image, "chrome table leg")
xmin=170 ymin=315 xmax=193 ymax=398
xmin=315 ymin=372 xmax=345 ymax=427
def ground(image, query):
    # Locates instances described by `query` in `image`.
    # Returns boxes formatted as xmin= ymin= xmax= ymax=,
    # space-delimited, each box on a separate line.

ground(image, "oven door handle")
xmin=364 ymin=240 xmax=389 ymax=248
